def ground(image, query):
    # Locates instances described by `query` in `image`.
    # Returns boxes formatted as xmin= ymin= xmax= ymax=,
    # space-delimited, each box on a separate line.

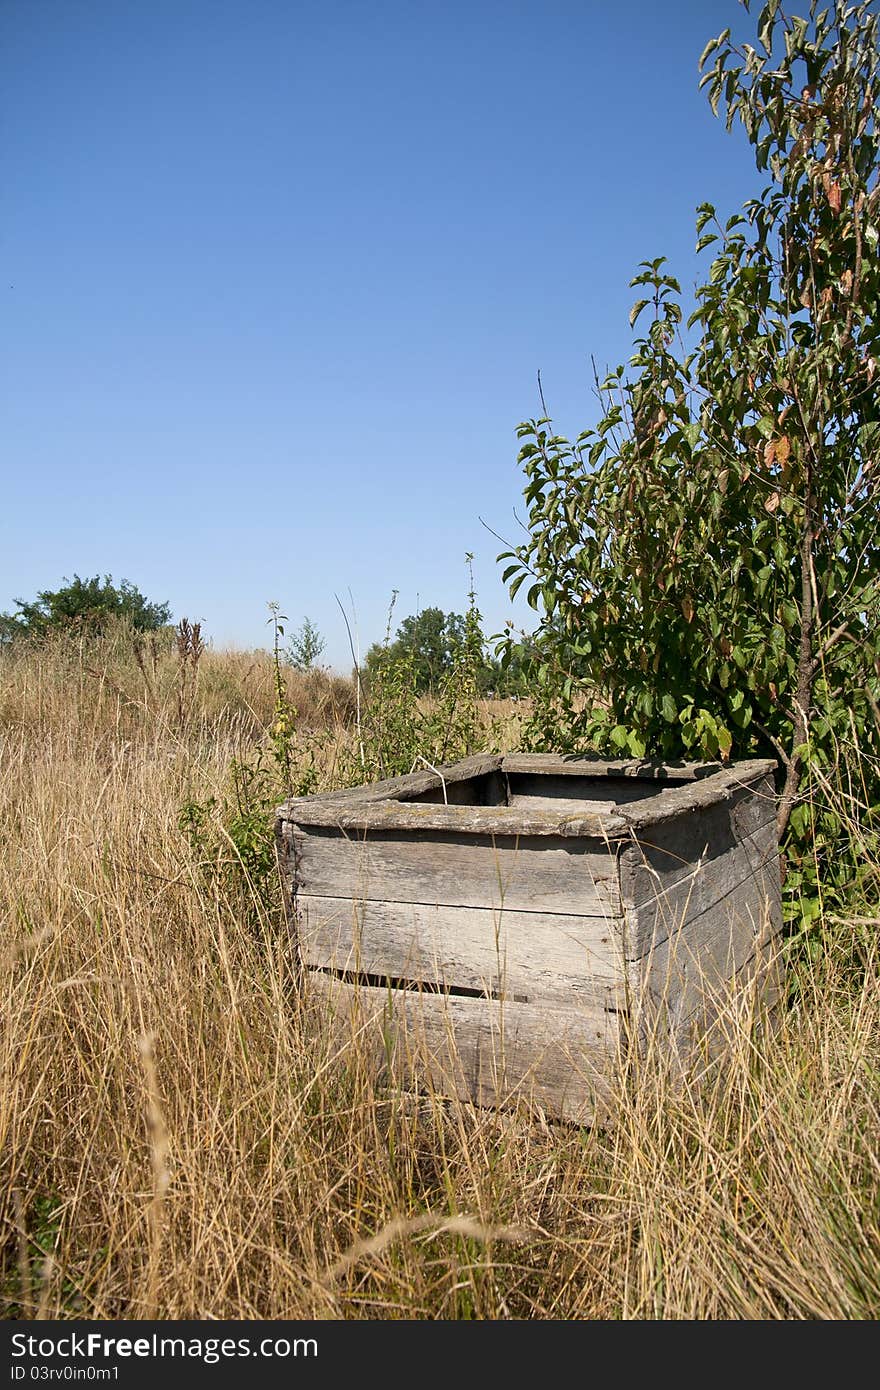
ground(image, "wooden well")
xmin=276 ymin=754 xmax=783 ymax=1122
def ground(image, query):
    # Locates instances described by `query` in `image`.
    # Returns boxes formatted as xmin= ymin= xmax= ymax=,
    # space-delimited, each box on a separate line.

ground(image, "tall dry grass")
xmin=1 ymin=627 xmax=877 ymax=1319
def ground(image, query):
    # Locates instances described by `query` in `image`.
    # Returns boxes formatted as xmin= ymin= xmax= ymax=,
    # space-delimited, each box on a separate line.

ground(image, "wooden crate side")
xmin=626 ymin=823 xmax=782 ymax=1030
xmin=619 ymin=777 xmax=780 ymax=958
xmin=309 ymin=974 xmax=618 ymax=1123
xmin=627 ymin=928 xmax=786 ymax=1068
xmin=287 ymin=825 xmax=623 ymax=920
xmin=507 ymin=771 xmax=690 ymax=807
xmin=297 ymin=895 xmax=625 ymax=1009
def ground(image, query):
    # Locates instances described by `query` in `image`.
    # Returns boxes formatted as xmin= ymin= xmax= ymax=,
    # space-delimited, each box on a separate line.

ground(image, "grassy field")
xmin=1 ymin=625 xmax=878 ymax=1319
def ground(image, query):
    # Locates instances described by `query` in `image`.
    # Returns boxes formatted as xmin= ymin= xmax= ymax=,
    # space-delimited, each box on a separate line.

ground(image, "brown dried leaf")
xmin=775 ymin=435 xmax=791 ymax=464
xmin=764 ymin=491 xmax=781 ymax=514
xmin=681 ymin=596 xmax=695 ymax=624
xmin=764 ymin=439 xmax=777 ymax=469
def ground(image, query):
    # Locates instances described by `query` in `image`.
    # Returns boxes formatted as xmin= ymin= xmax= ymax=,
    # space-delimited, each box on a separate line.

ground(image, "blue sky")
xmin=2 ymin=0 xmax=761 ymax=670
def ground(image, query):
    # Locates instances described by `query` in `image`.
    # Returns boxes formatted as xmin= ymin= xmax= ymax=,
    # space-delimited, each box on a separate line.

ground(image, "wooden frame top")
xmin=278 ymin=754 xmax=777 ymax=840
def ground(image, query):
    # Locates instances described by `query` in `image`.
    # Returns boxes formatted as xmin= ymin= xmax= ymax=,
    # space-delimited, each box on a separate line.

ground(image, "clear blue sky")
xmin=2 ymin=0 xmax=760 ymax=670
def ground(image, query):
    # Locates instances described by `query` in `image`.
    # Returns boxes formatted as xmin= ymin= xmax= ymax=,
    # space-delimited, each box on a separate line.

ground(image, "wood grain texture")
xmin=284 ymin=799 xmax=628 ymax=837
xmin=619 ymin=778 xmax=780 ymax=958
xmin=506 ymin=770 xmax=701 ymax=809
xmin=297 ymin=894 xmax=625 ymax=1007
xmin=627 ymin=854 xmax=782 ymax=1028
xmin=631 ymin=933 xmax=787 ymax=1067
xmin=288 ymin=826 xmax=623 ymax=917
xmin=507 ymin=793 xmax=620 ymax=815
xmin=309 ymin=973 xmax=617 ymax=1123
xmin=616 ymin=760 xmax=777 ymax=830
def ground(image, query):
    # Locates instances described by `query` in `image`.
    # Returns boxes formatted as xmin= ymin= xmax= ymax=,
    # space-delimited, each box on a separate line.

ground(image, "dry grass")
xmin=1 ymin=628 xmax=877 ymax=1319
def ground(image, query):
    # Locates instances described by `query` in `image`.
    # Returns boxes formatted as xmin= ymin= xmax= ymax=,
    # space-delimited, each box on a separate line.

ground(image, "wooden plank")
xmin=278 ymin=755 xmax=503 ymax=820
xmin=617 ymin=761 xmax=777 ymax=830
xmin=297 ymin=895 xmax=625 ymax=1008
xmin=627 ymin=855 xmax=783 ymax=1027
xmin=501 ymin=754 xmax=724 ymax=781
xmin=629 ymin=930 xmax=786 ymax=1066
xmin=619 ymin=781 xmax=779 ymax=957
xmin=287 ymin=826 xmax=623 ymax=917
xmin=309 ymin=974 xmax=617 ymax=1123
xmin=623 ymin=830 xmax=777 ymax=954
xmin=283 ymin=798 xmax=627 ymax=837
xmin=508 ymin=775 xmax=656 ymax=810
xmin=507 ymin=792 xmax=620 ymax=815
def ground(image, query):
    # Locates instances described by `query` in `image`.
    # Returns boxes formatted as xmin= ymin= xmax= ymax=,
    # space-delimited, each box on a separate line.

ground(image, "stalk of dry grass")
xmin=0 ymin=628 xmax=877 ymax=1319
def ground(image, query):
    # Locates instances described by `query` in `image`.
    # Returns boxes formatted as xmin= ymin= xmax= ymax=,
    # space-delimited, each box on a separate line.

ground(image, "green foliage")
xmin=1 ymin=574 xmax=171 ymax=641
xmin=364 ymin=606 xmax=465 ymax=693
xmin=501 ymin=0 xmax=880 ymax=929
xmin=179 ymin=605 xmax=321 ymax=919
xmin=0 ymin=1192 xmax=81 ymax=1317
xmin=345 ymin=565 xmax=495 ymax=782
xmin=432 ymin=556 xmax=487 ymax=763
xmin=363 ymin=595 xmax=525 ymax=699
xmin=286 ymin=616 xmax=326 ymax=672
xmin=350 ymin=642 xmax=425 ymax=781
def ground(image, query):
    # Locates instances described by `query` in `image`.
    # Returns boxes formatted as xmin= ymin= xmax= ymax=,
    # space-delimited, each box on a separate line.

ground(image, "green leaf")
xmin=661 ymin=693 xmax=678 ymax=723
xmin=683 ymin=421 xmax=702 ymax=449
xmin=629 ymin=298 xmax=650 ymax=328
xmin=755 ymin=414 xmax=776 ymax=439
xmin=508 ymin=572 xmax=527 ymax=600
xmin=699 ymin=35 xmax=720 ymax=69
xmin=757 ymin=0 xmax=778 ymax=55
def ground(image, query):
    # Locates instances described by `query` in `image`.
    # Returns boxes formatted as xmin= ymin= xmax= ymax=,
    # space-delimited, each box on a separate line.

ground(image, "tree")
xmin=286 ymin=617 xmax=326 ymax=671
xmin=501 ymin=0 xmax=880 ymax=918
xmin=1 ymin=574 xmax=171 ymax=642
xmin=365 ymin=606 xmax=471 ymax=692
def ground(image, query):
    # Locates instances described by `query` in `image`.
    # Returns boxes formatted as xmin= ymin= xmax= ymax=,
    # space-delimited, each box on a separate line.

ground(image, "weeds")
xmin=344 ymin=568 xmax=499 ymax=782
xmin=178 ymin=607 xmax=324 ymax=922
xmin=174 ymin=618 xmax=204 ymax=728
xmin=0 ymin=619 xmax=876 ymax=1319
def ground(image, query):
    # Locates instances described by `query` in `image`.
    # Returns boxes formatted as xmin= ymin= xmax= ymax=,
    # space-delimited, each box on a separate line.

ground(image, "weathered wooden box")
xmin=277 ymin=754 xmax=783 ymax=1122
